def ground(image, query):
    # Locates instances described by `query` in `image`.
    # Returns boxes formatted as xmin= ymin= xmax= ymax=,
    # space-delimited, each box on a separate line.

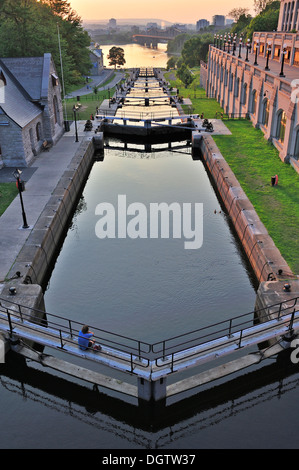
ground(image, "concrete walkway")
xmin=65 ymin=70 xmax=125 ymax=98
xmin=0 ymin=128 xmax=87 ymax=284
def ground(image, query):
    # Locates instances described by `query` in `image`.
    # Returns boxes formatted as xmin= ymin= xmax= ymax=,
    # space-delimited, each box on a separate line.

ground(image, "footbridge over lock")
xmin=1 ymin=295 xmax=298 ymax=403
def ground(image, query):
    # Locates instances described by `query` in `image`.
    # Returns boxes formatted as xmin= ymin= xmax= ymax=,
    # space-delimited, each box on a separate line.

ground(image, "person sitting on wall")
xmin=78 ymin=325 xmax=101 ymax=351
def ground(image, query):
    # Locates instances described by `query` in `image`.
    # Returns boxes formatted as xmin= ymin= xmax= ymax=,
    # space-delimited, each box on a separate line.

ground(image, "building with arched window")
xmin=0 ymin=53 xmax=63 ymax=167
xmin=201 ymin=0 xmax=299 ymax=171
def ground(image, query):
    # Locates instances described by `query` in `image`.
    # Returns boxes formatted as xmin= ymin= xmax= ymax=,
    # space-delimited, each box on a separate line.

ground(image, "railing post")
xmin=238 ymin=329 xmax=243 ymax=349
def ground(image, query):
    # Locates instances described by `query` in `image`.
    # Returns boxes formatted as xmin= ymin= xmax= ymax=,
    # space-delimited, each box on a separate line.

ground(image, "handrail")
xmin=0 ymin=296 xmax=298 ymax=375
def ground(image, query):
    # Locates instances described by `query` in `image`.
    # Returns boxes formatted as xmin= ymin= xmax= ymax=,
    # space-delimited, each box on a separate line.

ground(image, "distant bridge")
xmin=132 ymin=29 xmax=182 ymax=47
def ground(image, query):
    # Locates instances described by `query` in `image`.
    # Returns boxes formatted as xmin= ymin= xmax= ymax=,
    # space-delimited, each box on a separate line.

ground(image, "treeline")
xmin=166 ymin=0 xmax=280 ymax=75
xmin=0 ymin=0 xmax=91 ymax=90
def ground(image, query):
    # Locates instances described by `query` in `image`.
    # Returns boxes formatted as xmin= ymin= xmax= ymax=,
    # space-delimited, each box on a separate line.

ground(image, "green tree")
xmin=107 ymin=46 xmax=126 ymax=68
xmin=177 ymin=63 xmax=194 ymax=88
xmin=246 ymin=1 xmax=280 ymax=38
xmin=181 ymin=34 xmax=213 ymax=67
xmin=167 ymin=57 xmax=177 ymax=69
xmin=0 ymin=0 xmax=91 ymax=90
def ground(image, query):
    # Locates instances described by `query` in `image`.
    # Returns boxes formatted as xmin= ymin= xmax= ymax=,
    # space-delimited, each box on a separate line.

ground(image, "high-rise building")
xmin=212 ymin=15 xmax=225 ymax=27
xmin=196 ymin=19 xmax=210 ymax=31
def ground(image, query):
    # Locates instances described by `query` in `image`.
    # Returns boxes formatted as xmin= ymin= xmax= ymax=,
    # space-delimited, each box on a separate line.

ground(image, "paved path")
xmin=0 ymin=129 xmax=87 ymax=283
xmin=218 ymin=46 xmax=298 ymax=84
xmin=65 ymin=70 xmax=125 ymax=98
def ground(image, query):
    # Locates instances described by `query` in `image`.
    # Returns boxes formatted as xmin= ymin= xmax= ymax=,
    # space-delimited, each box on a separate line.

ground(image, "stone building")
xmin=0 ymin=53 xmax=64 ymax=168
xmin=89 ymin=47 xmax=104 ymax=76
xmin=201 ymin=0 xmax=299 ymax=171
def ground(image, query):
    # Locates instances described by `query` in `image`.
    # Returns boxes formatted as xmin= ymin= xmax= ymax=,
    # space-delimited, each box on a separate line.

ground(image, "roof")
xmin=1 ymin=54 xmax=53 ymax=101
xmin=0 ymin=59 xmax=42 ymax=128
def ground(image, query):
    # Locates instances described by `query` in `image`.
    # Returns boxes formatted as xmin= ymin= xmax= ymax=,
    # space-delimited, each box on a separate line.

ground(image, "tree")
xmin=181 ymin=34 xmax=213 ymax=67
xmin=166 ymin=57 xmax=177 ymax=69
xmin=107 ymin=46 xmax=126 ymax=68
xmin=228 ymin=8 xmax=249 ymax=22
xmin=253 ymin=0 xmax=275 ymax=14
xmin=177 ymin=63 xmax=194 ymax=88
xmin=246 ymin=1 xmax=280 ymax=38
xmin=0 ymin=0 xmax=91 ymax=90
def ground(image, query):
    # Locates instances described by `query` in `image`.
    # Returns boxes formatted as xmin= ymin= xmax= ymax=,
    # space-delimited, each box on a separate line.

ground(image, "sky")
xmin=69 ymin=0 xmax=256 ymax=24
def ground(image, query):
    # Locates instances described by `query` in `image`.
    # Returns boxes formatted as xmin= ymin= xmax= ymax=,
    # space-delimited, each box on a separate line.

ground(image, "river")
xmin=1 ymin=47 xmax=299 ymax=451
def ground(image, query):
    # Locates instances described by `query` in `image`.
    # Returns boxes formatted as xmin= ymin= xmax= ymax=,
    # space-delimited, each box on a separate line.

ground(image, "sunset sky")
xmin=69 ymin=0 xmax=255 ymax=23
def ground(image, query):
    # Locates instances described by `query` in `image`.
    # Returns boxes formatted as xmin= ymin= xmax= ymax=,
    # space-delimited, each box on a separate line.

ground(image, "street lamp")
xmin=220 ymin=35 xmax=223 ymax=50
xmin=214 ymin=34 xmax=217 ymax=46
xmin=223 ymin=35 xmax=227 ymax=52
xmin=233 ymin=36 xmax=237 ymax=56
xmin=238 ymin=37 xmax=243 ymax=58
xmin=13 ymin=169 xmax=29 ymax=229
xmin=73 ymin=105 xmax=79 ymax=142
xmin=245 ymin=39 xmax=251 ymax=62
xmin=254 ymin=41 xmax=259 ymax=65
xmin=265 ymin=41 xmax=272 ymax=71
xmin=108 ymin=87 xmax=111 ymax=108
xmin=280 ymin=43 xmax=287 ymax=77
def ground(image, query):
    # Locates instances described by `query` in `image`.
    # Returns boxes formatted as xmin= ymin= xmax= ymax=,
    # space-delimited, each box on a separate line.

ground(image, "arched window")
xmin=251 ymin=90 xmax=257 ymax=115
xmin=277 ymin=110 xmax=287 ymax=143
xmin=241 ymin=83 xmax=247 ymax=105
xmin=262 ymin=99 xmax=270 ymax=127
xmin=36 ymin=122 xmax=42 ymax=142
xmin=294 ymin=128 xmax=299 ymax=158
xmin=53 ymin=95 xmax=60 ymax=125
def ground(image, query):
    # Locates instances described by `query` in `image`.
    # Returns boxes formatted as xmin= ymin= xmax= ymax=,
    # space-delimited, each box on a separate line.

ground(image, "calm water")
xmin=101 ymin=43 xmax=169 ymax=69
xmin=1 ymin=52 xmax=299 ymax=451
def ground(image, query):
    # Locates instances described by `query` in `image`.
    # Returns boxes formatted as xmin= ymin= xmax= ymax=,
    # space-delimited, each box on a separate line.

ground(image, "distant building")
xmin=0 ymin=53 xmax=64 ymax=167
xmin=108 ymin=18 xmax=117 ymax=30
xmin=89 ymin=47 xmax=104 ymax=76
xmin=212 ymin=15 xmax=225 ymax=27
xmin=196 ymin=19 xmax=210 ymax=31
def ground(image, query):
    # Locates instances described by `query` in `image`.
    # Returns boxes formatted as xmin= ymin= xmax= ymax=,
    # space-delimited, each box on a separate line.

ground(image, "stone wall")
xmin=198 ymin=133 xmax=296 ymax=284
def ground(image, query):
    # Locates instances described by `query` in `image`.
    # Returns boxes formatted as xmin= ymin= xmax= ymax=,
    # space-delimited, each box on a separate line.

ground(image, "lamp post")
xmin=223 ymin=35 xmax=226 ymax=52
xmin=265 ymin=41 xmax=272 ymax=71
xmin=233 ymin=36 xmax=236 ymax=56
xmin=108 ymin=87 xmax=111 ymax=108
xmin=214 ymin=34 xmax=216 ymax=46
xmin=13 ymin=169 xmax=29 ymax=229
xmin=220 ymin=35 xmax=223 ymax=50
xmin=238 ymin=37 xmax=243 ymax=58
xmin=73 ymin=105 xmax=79 ymax=142
xmin=280 ymin=43 xmax=287 ymax=77
xmin=254 ymin=41 xmax=259 ymax=65
xmin=245 ymin=39 xmax=250 ymax=62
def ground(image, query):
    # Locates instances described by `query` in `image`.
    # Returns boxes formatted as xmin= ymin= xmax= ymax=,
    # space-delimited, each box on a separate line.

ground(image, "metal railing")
xmin=0 ymin=298 xmax=151 ymax=373
xmin=0 ymin=296 xmax=298 ymax=376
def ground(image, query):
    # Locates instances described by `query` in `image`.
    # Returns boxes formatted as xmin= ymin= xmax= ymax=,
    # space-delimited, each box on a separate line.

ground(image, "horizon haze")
xmin=70 ymin=0 xmax=255 ymax=24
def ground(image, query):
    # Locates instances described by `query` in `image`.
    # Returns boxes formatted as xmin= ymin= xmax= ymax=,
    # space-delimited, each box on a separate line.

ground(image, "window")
xmin=252 ymin=90 xmax=257 ymax=115
xmin=262 ymin=99 xmax=270 ymax=127
xmin=36 ymin=122 xmax=42 ymax=142
xmin=277 ymin=110 xmax=287 ymax=143
xmin=294 ymin=128 xmax=299 ymax=158
xmin=241 ymin=83 xmax=247 ymax=105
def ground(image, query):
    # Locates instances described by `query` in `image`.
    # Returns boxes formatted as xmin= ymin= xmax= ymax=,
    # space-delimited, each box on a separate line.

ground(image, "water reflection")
xmin=1 ymin=349 xmax=299 ymax=449
xmin=45 ymin=146 xmax=257 ymax=344
xmin=101 ymin=43 xmax=169 ymax=69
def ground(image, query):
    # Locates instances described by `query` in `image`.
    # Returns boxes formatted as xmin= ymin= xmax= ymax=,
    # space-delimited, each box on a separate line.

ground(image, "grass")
xmin=165 ymin=68 xmax=225 ymax=119
xmin=0 ymin=183 xmax=18 ymax=216
xmin=166 ymin=68 xmax=299 ymax=274
xmin=213 ymin=120 xmax=299 ymax=275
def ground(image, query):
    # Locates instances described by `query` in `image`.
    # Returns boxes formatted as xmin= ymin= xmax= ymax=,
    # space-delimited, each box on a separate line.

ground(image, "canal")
xmin=1 ymin=50 xmax=299 ymax=451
